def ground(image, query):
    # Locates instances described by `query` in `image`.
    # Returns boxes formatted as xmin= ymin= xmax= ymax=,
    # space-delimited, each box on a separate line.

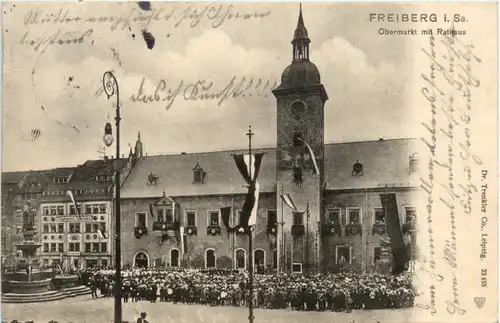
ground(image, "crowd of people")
xmin=80 ymin=267 xmax=415 ymax=311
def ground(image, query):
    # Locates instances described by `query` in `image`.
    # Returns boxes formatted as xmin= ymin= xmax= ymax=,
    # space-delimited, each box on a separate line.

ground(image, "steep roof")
xmin=121 ymin=138 xmax=420 ymax=199
xmin=121 ymin=148 xmax=276 ymax=199
xmin=1 ymin=171 xmax=29 ymax=184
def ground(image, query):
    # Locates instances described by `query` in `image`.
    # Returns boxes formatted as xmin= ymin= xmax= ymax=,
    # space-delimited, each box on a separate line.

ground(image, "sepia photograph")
xmin=0 ymin=2 xmax=497 ymax=323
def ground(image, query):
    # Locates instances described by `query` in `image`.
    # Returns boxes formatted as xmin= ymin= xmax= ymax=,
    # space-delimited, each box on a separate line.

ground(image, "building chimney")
xmin=378 ymin=138 xmax=384 ymax=141
xmin=181 ymin=152 xmax=187 ymax=155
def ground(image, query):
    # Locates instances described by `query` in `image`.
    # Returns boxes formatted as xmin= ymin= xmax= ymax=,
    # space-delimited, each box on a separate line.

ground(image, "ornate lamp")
xmin=103 ymin=122 xmax=114 ymax=147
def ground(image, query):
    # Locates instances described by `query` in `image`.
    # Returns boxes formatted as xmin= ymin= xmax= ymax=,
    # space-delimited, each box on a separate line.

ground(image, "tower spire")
xmin=292 ymin=4 xmax=310 ymax=61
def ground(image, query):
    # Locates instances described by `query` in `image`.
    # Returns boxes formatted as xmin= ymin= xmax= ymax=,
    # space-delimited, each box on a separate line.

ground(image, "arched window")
xmin=133 ymin=251 xmax=149 ymax=268
xmin=352 ymin=160 xmax=363 ymax=176
xmin=253 ymin=249 xmax=266 ymax=267
xmin=273 ymin=249 xmax=277 ymax=269
xmin=170 ymin=248 xmax=180 ymax=267
xmin=205 ymin=248 xmax=216 ymax=269
xmin=234 ymin=248 xmax=246 ymax=269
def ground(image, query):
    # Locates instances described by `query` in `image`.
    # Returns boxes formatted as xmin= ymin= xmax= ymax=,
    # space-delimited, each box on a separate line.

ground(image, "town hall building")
xmin=119 ymin=7 xmax=420 ymax=273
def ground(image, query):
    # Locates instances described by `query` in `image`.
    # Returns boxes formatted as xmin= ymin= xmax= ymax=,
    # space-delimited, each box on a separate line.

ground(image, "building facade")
xmin=118 ymin=8 xmax=421 ymax=273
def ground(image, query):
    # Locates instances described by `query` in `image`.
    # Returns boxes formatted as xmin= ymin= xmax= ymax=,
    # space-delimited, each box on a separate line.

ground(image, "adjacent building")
xmin=118 ymin=7 xmax=420 ymax=273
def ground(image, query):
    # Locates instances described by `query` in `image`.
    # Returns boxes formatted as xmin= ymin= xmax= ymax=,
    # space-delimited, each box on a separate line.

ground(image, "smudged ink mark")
xmin=74 ymin=85 xmax=80 ymax=89
xmin=142 ymin=29 xmax=155 ymax=49
xmin=30 ymin=129 xmax=42 ymax=141
xmin=41 ymin=105 xmax=45 ymax=112
xmin=138 ymin=1 xmax=152 ymax=11
xmin=110 ymin=47 xmax=123 ymax=66
xmin=132 ymin=34 xmax=136 ymax=40
xmin=166 ymin=34 xmax=171 ymax=38
xmin=91 ymin=40 xmax=94 ymax=45
xmin=73 ymin=125 xmax=80 ymax=133
xmin=68 ymin=76 xmax=74 ymax=82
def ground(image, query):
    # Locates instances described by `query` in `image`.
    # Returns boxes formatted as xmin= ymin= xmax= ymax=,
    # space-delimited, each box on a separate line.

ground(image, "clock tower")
xmin=272 ymin=5 xmax=328 ymax=273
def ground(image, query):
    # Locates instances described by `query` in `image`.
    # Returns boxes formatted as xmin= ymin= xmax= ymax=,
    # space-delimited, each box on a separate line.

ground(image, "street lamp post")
xmin=102 ymin=71 xmax=122 ymax=323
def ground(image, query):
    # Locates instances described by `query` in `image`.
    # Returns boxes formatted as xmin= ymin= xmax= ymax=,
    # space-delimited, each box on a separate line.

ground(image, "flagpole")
xmin=246 ymin=125 xmax=255 ymax=323
xmin=279 ymin=185 xmax=284 ymax=277
xmin=306 ymin=203 xmax=309 ymax=274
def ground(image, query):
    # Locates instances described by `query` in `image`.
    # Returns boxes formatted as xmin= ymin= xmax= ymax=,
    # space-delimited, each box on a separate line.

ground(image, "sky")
xmin=2 ymin=2 xmax=417 ymax=172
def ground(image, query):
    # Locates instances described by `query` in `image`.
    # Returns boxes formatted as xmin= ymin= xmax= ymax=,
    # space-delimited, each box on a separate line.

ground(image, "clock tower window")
xmin=293 ymin=132 xmax=303 ymax=147
xmin=293 ymin=166 xmax=303 ymax=183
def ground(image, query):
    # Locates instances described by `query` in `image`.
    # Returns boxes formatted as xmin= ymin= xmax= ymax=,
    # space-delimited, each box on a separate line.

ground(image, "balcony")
xmin=291 ymin=224 xmax=305 ymax=237
xmin=152 ymin=222 xmax=176 ymax=231
xmin=402 ymin=221 xmax=416 ymax=232
xmin=186 ymin=225 xmax=197 ymax=236
xmin=207 ymin=225 xmax=221 ymax=236
xmin=134 ymin=226 xmax=147 ymax=238
xmin=267 ymin=223 xmax=278 ymax=236
xmin=322 ymin=224 xmax=341 ymax=237
xmin=372 ymin=223 xmax=386 ymax=235
xmin=345 ymin=223 xmax=362 ymax=236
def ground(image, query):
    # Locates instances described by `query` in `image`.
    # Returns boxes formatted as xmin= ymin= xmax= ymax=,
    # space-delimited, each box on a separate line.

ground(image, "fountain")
xmin=2 ymin=203 xmax=90 ymax=303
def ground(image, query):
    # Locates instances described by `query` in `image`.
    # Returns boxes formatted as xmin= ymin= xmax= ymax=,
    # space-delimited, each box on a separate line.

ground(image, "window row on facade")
xmin=42 ymin=203 xmax=107 ymax=216
xmin=42 ymin=242 xmax=108 ymax=253
xmin=325 ymin=206 xmax=416 ymax=225
xmin=42 ymin=221 xmax=107 ymax=234
xmin=42 ymin=188 xmax=108 ymax=197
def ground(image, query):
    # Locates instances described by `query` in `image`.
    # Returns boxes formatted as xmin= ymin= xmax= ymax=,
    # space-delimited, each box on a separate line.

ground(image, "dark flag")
xmin=380 ymin=193 xmax=406 ymax=274
xmin=149 ymin=204 xmax=155 ymax=219
xmin=233 ymin=153 xmax=264 ymax=227
xmin=221 ymin=206 xmax=233 ymax=229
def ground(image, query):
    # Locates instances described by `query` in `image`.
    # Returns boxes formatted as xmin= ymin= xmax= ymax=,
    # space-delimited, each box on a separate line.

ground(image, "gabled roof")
xmin=121 ymin=138 xmax=420 ymax=199
xmin=121 ymin=148 xmax=276 ymax=199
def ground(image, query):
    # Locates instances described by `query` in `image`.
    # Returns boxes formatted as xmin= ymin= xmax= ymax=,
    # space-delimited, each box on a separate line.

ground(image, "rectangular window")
xmin=99 ymin=204 xmax=106 ymax=214
xmin=70 ymin=223 xmax=80 ymax=233
xmin=85 ymin=243 xmax=91 ymax=253
xmin=85 ymin=205 xmax=92 ymax=214
xmin=292 ymin=212 xmax=303 ymax=225
xmin=43 ymin=207 xmax=50 ymax=215
xmin=209 ymin=211 xmax=219 ymax=226
xmin=347 ymin=208 xmax=361 ymax=224
xmin=58 ymin=243 xmax=64 ymax=252
xmin=293 ymin=132 xmax=303 ymax=147
xmin=291 ymin=263 xmax=302 ymax=273
xmin=92 ymin=223 xmax=99 ymax=233
xmin=57 ymin=223 xmax=64 ymax=233
xmin=101 ymin=259 xmax=108 ymax=267
xmin=43 ymin=243 xmax=49 ymax=252
xmin=99 ymin=222 xmax=106 ymax=232
xmin=194 ymin=170 xmax=203 ymax=183
xmin=43 ymin=224 xmax=49 ymax=233
xmin=50 ymin=224 xmax=57 ymax=233
xmin=374 ymin=208 xmax=386 ymax=224
xmin=85 ymin=223 xmax=92 ymax=233
xmin=157 ymin=209 xmax=164 ymax=222
xmin=92 ymin=243 xmax=99 ymax=252
xmin=16 ymin=226 xmax=22 ymax=234
xmin=236 ymin=210 xmax=242 ymax=226
xmin=50 ymin=243 xmax=57 ymax=252
xmin=186 ymin=211 xmax=196 ymax=226
xmin=405 ymin=207 xmax=416 ymax=224
xmin=373 ymin=247 xmax=382 ymax=264
xmin=136 ymin=213 xmax=146 ymax=227
xmin=92 ymin=205 xmax=100 ymax=214
xmin=69 ymin=243 xmax=80 ymax=252
xmin=336 ymin=246 xmax=351 ymax=264
xmin=165 ymin=208 xmax=173 ymax=224
xmin=57 ymin=206 xmax=65 ymax=215
xmin=101 ymin=242 xmax=107 ymax=252
xmin=327 ymin=209 xmax=341 ymax=225
xmin=267 ymin=210 xmax=277 ymax=226
xmin=50 ymin=206 xmax=57 ymax=215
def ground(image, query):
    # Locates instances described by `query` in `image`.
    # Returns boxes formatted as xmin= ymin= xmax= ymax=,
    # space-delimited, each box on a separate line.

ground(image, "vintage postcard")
xmin=1 ymin=1 xmax=497 ymax=323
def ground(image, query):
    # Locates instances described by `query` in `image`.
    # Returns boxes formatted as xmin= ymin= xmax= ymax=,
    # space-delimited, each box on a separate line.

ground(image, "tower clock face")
xmin=290 ymin=100 xmax=306 ymax=120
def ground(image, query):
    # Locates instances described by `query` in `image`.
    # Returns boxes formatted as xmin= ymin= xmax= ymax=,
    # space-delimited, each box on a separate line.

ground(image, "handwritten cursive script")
xmin=128 ymin=77 xmax=277 ymax=110
xmin=20 ymin=29 xmax=93 ymax=52
xmin=418 ymin=28 xmax=481 ymax=318
xmin=23 ymin=4 xmax=271 ymax=32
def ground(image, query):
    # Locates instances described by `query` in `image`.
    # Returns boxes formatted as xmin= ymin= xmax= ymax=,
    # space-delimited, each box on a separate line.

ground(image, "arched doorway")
xmin=205 ymin=249 xmax=216 ymax=268
xmin=170 ymin=249 xmax=180 ymax=267
xmin=254 ymin=249 xmax=265 ymax=273
xmin=234 ymin=249 xmax=246 ymax=269
xmin=134 ymin=251 xmax=149 ymax=268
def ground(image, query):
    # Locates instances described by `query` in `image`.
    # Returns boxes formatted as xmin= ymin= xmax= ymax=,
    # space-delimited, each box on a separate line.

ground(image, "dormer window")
xmin=147 ymin=172 xmax=159 ymax=186
xmin=352 ymin=160 xmax=363 ymax=176
xmin=53 ymin=177 xmax=68 ymax=184
xmin=193 ymin=162 xmax=206 ymax=184
xmin=409 ymin=153 xmax=420 ymax=173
